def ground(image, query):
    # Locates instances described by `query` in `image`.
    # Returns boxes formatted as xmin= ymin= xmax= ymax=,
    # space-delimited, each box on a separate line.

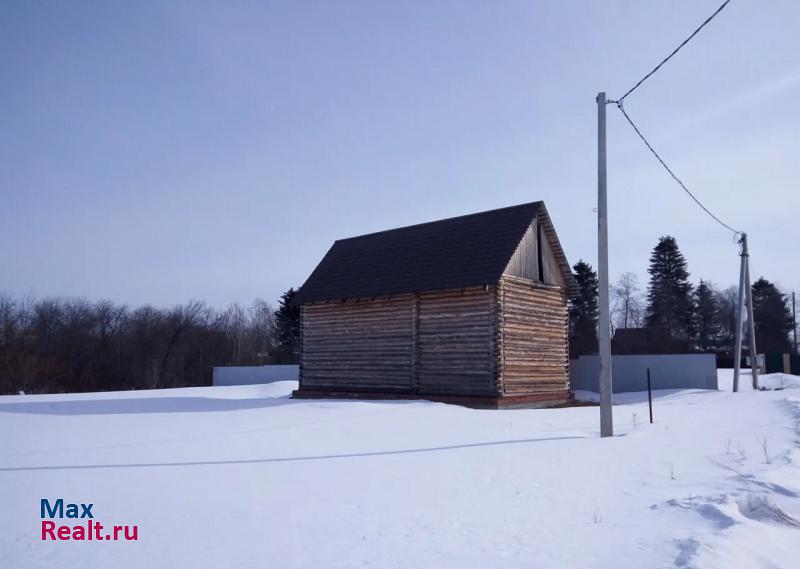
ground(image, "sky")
xmin=1 ymin=1 xmax=798 ymax=309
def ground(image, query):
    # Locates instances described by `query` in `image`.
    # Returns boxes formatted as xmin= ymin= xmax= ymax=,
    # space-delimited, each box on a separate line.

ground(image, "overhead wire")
xmin=609 ymin=0 xmax=740 ymax=237
xmin=614 ymin=101 xmax=742 ymax=236
xmin=617 ymin=0 xmax=731 ymax=103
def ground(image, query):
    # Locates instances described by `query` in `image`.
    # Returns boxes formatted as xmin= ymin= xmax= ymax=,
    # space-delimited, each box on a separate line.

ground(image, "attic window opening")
xmin=536 ymin=223 xmax=544 ymax=282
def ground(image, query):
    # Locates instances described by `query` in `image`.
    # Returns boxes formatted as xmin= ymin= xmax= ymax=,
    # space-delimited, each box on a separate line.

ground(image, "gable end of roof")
xmin=293 ymin=201 xmax=576 ymax=304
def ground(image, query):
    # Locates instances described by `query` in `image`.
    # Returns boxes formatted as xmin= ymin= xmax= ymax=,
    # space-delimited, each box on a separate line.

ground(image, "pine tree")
xmin=692 ymin=280 xmax=720 ymax=353
xmin=272 ymin=288 xmax=301 ymax=364
xmin=751 ymin=277 xmax=792 ymax=353
xmin=569 ymin=260 xmax=599 ymax=357
xmin=645 ymin=236 xmax=693 ymax=352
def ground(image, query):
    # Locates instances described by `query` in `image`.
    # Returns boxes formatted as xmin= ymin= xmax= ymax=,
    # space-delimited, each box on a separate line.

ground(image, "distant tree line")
xmin=569 ymin=236 xmax=795 ymax=359
xmin=3 ymin=235 xmax=795 ymax=393
xmin=0 ymin=288 xmax=301 ymax=395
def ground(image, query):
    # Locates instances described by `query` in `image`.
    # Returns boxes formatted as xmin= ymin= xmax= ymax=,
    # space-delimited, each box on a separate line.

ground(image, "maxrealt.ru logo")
xmin=40 ymin=499 xmax=139 ymax=541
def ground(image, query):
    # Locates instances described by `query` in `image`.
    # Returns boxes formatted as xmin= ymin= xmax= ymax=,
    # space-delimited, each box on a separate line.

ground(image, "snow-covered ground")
xmin=1 ymin=371 xmax=798 ymax=568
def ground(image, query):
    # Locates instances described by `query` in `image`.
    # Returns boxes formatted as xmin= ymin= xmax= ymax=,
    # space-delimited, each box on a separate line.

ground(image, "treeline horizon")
xmin=569 ymin=235 xmax=797 ymax=359
xmin=2 ymin=235 xmax=796 ymax=395
xmin=0 ymin=290 xmax=300 ymax=395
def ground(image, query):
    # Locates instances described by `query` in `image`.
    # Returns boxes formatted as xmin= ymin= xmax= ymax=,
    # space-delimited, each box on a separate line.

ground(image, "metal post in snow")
xmin=597 ymin=92 xmax=613 ymax=437
xmin=647 ymin=368 xmax=653 ymax=424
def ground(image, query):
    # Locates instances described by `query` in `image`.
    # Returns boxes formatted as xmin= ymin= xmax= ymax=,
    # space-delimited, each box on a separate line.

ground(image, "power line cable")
xmin=614 ymin=102 xmax=742 ymax=236
xmin=617 ymin=0 xmax=731 ymax=103
xmin=609 ymin=0 xmax=740 ymax=235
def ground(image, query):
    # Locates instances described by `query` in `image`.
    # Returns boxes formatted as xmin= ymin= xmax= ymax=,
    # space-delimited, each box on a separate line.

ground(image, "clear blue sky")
xmin=2 ymin=1 xmax=798 ymax=308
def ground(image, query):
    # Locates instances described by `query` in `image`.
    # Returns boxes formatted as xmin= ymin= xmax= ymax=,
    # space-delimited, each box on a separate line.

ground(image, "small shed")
xmin=292 ymin=201 xmax=577 ymax=408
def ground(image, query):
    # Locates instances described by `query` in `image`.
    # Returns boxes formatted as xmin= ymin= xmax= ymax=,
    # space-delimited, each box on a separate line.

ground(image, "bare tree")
xmin=0 ymin=294 xmax=280 ymax=395
xmin=716 ymin=286 xmax=739 ymax=357
xmin=220 ymin=302 xmax=248 ymax=365
xmin=611 ymin=272 xmax=644 ymax=330
xmin=248 ymin=298 xmax=275 ymax=362
xmin=157 ymin=300 xmax=207 ymax=388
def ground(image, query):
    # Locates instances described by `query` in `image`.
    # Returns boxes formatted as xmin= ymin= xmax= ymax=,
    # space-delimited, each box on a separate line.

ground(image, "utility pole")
xmin=733 ymin=233 xmax=759 ymax=391
xmin=743 ymin=235 xmax=759 ymax=390
xmin=793 ymin=291 xmax=797 ymax=354
xmin=732 ymin=234 xmax=746 ymax=392
xmin=597 ymin=92 xmax=613 ymax=437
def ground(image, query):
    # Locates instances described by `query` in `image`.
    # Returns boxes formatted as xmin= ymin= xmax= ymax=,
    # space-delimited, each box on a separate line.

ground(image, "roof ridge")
xmin=334 ymin=201 xmax=542 ymax=243
xmin=293 ymin=199 xmax=577 ymax=305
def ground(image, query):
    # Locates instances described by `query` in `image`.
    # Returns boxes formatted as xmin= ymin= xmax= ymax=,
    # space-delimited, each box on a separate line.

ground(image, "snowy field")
xmin=1 ymin=371 xmax=799 ymax=568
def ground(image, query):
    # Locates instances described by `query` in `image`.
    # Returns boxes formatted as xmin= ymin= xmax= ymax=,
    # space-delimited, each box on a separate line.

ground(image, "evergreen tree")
xmin=751 ymin=277 xmax=792 ymax=353
xmin=272 ymin=288 xmax=301 ymax=364
xmin=645 ymin=236 xmax=693 ymax=352
xmin=692 ymin=280 xmax=720 ymax=353
xmin=569 ymin=260 xmax=599 ymax=357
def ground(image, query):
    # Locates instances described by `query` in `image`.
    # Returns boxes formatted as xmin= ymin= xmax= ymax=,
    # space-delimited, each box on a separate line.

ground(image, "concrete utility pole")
xmin=793 ymin=292 xmax=797 ymax=354
xmin=743 ymin=236 xmax=759 ymax=390
xmin=732 ymin=234 xmax=746 ymax=393
xmin=597 ymin=92 xmax=613 ymax=437
xmin=733 ymin=233 xmax=759 ymax=391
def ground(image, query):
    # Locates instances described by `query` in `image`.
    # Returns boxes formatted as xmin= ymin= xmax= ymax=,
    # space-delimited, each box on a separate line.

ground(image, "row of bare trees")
xmin=609 ymin=273 xmax=743 ymax=353
xmin=0 ymin=294 xmax=297 ymax=395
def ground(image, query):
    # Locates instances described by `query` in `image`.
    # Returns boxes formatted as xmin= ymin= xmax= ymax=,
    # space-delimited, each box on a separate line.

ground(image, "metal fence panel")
xmin=569 ymin=354 xmax=718 ymax=393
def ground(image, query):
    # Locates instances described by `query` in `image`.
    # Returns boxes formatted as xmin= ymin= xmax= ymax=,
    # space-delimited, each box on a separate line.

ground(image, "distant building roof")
xmin=294 ymin=201 xmax=576 ymax=304
xmin=612 ymin=328 xmax=653 ymax=355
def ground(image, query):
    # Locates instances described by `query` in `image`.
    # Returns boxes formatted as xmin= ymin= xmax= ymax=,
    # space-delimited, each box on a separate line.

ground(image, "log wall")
xmin=300 ymin=295 xmax=414 ymax=391
xmin=417 ymin=287 xmax=497 ymax=396
xmin=497 ymin=275 xmax=569 ymax=395
xmin=299 ymin=279 xmax=569 ymax=401
xmin=299 ymin=287 xmax=498 ymax=396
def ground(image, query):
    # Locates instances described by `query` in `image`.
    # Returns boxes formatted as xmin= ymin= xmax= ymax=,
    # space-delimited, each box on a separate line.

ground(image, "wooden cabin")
xmin=292 ymin=201 xmax=578 ymax=408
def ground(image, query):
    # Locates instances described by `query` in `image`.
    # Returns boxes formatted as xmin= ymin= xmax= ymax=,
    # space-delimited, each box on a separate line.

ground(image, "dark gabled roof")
xmin=293 ymin=201 xmax=576 ymax=304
